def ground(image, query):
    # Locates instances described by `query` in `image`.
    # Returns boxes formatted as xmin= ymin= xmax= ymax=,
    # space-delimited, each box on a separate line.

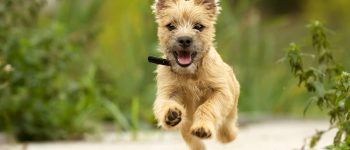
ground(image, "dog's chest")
xmin=178 ymin=79 xmax=213 ymax=103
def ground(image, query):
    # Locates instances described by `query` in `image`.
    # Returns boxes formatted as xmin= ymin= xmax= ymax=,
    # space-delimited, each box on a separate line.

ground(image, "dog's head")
xmin=153 ymin=0 xmax=220 ymax=74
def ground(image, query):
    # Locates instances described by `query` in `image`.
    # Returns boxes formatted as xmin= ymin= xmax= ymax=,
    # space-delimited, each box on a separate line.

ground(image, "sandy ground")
xmin=0 ymin=120 xmax=336 ymax=150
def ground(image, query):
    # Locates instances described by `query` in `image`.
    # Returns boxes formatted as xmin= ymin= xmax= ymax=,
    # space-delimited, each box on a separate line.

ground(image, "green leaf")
xmin=310 ymin=130 xmax=324 ymax=148
xmin=131 ymin=97 xmax=140 ymax=140
xmin=102 ymin=100 xmax=130 ymax=130
xmin=304 ymin=97 xmax=317 ymax=116
xmin=334 ymin=129 xmax=344 ymax=146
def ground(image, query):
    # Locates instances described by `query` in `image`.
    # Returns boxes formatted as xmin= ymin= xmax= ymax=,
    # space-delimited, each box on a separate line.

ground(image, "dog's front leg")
xmin=153 ymin=91 xmax=186 ymax=129
xmin=190 ymin=88 xmax=234 ymax=139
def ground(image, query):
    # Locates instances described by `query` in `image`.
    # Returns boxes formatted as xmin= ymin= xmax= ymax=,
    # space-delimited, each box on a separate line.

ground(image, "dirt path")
xmin=1 ymin=120 xmax=335 ymax=150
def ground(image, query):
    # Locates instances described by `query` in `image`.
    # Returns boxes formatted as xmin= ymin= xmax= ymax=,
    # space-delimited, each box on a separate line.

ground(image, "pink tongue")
xmin=177 ymin=51 xmax=191 ymax=65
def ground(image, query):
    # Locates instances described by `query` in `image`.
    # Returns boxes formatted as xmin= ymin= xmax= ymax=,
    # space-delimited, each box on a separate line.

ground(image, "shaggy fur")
xmin=152 ymin=0 xmax=240 ymax=149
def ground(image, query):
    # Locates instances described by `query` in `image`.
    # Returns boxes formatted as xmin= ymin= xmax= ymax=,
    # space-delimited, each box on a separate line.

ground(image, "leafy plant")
xmin=285 ymin=21 xmax=350 ymax=149
xmin=0 ymin=0 xmax=108 ymax=141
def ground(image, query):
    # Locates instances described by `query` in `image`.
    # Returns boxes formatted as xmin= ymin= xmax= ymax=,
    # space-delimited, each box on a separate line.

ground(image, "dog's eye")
xmin=166 ymin=23 xmax=176 ymax=31
xmin=193 ymin=23 xmax=205 ymax=31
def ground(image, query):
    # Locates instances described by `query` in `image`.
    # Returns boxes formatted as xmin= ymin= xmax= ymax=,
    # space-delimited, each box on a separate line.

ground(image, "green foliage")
xmin=216 ymin=0 xmax=310 ymax=115
xmin=285 ymin=21 xmax=350 ymax=149
xmin=0 ymin=0 xmax=108 ymax=141
xmin=97 ymin=0 xmax=159 ymax=127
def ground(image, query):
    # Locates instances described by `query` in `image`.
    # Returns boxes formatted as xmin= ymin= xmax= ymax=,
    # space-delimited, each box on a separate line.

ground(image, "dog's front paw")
xmin=165 ymin=108 xmax=182 ymax=127
xmin=191 ymin=126 xmax=212 ymax=139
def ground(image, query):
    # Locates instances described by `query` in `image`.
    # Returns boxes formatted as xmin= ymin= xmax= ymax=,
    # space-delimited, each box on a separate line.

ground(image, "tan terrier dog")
xmin=152 ymin=0 xmax=240 ymax=149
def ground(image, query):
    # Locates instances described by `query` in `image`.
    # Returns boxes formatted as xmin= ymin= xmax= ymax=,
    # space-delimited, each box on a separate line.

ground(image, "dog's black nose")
xmin=177 ymin=36 xmax=192 ymax=48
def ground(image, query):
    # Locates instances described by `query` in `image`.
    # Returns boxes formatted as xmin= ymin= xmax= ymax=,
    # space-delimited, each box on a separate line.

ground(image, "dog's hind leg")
xmin=217 ymin=79 xmax=240 ymax=143
xmin=180 ymin=120 xmax=206 ymax=150
xmin=216 ymin=110 xmax=238 ymax=143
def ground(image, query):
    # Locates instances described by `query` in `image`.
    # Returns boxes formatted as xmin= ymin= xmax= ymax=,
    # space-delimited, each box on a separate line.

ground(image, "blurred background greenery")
xmin=0 ymin=0 xmax=349 ymax=142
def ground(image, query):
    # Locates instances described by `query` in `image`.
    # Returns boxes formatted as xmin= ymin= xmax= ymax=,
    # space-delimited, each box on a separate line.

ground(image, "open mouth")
xmin=173 ymin=50 xmax=197 ymax=67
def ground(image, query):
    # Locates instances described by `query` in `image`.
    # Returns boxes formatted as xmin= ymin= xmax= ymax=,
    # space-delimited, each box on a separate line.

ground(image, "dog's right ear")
xmin=152 ymin=0 xmax=168 ymax=14
xmin=194 ymin=0 xmax=220 ymax=15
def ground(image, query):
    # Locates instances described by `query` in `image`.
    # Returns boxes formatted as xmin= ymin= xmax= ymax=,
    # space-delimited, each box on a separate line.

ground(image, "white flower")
xmin=3 ymin=64 xmax=14 ymax=73
xmin=341 ymin=71 xmax=350 ymax=77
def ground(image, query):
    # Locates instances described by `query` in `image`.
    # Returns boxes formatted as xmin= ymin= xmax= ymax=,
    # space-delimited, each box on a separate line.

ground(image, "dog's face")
xmin=153 ymin=0 xmax=220 ymax=74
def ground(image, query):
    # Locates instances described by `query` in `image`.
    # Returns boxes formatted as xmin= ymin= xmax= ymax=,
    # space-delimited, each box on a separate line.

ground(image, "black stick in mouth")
xmin=148 ymin=56 xmax=171 ymax=66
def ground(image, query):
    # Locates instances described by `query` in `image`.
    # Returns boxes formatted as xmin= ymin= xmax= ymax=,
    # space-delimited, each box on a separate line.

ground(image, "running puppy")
xmin=152 ymin=0 xmax=240 ymax=149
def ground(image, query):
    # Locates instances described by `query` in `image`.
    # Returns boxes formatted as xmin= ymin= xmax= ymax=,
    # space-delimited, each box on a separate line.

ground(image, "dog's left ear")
xmin=194 ymin=0 xmax=220 ymax=15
